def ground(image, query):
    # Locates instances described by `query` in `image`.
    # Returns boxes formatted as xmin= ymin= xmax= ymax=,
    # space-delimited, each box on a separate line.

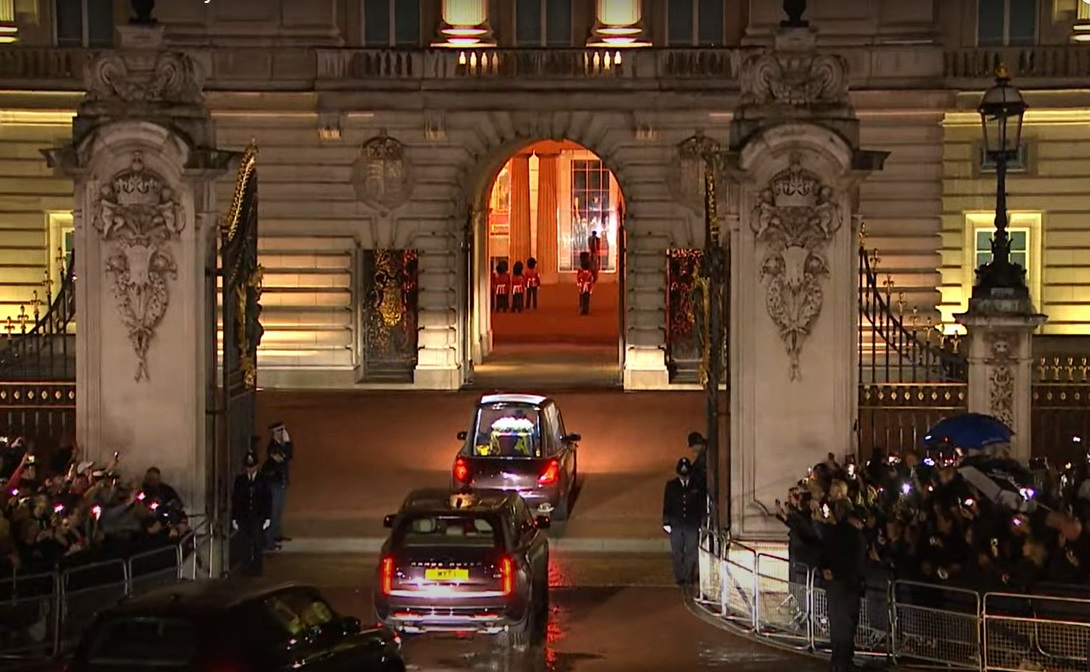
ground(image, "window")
xmin=975 ymin=227 xmax=1029 ymax=271
xmin=54 ymin=0 xmax=113 ymax=47
xmin=515 ymin=0 xmax=572 ymax=46
xmin=362 ymin=0 xmax=420 ymax=47
xmin=394 ymin=514 xmax=502 ymax=547
xmin=563 ymin=158 xmax=616 ymax=272
xmin=977 ymin=0 xmax=1037 ymax=46
xmin=979 ymin=142 xmax=1029 ymax=174
xmin=85 ymin=617 xmax=197 ymax=665
xmin=666 ymin=0 xmax=726 ymax=46
xmin=467 ymin=403 xmax=543 ymax=458
xmin=48 ymin=212 xmax=74 ymax=289
xmin=263 ymin=589 xmax=338 ymax=639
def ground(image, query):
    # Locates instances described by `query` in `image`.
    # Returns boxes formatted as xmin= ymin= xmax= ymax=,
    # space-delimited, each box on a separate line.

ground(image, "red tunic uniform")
xmin=493 ymin=272 xmax=511 ymax=298
xmin=511 ymin=274 xmax=526 ymax=296
xmin=524 ymin=268 xmax=540 ymax=289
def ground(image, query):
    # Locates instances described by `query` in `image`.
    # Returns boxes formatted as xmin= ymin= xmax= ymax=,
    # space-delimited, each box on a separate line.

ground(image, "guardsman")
xmin=232 ymin=451 xmax=272 ymax=576
xmin=493 ymin=260 xmax=511 ymax=313
xmin=587 ymin=230 xmax=602 ymax=283
xmin=524 ymin=257 xmax=541 ymax=310
xmin=662 ymin=457 xmax=705 ymax=586
xmin=820 ymin=506 xmax=867 ymax=672
xmin=576 ymin=252 xmax=594 ymax=316
xmin=511 ymin=261 xmax=527 ymax=313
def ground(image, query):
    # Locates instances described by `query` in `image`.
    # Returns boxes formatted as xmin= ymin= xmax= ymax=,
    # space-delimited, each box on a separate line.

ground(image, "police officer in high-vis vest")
xmin=232 ymin=451 xmax=272 ymax=576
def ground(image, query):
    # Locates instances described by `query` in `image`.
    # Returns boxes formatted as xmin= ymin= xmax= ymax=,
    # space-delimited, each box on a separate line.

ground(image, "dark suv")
xmin=374 ymin=488 xmax=550 ymax=648
xmin=66 ymin=579 xmax=404 ymax=672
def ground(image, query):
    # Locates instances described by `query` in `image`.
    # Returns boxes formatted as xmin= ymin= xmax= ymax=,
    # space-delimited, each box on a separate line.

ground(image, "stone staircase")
xmin=218 ymin=234 xmax=356 ymax=371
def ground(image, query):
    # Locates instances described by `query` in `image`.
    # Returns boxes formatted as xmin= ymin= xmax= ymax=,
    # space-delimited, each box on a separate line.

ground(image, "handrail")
xmin=858 ymin=243 xmax=966 ymax=382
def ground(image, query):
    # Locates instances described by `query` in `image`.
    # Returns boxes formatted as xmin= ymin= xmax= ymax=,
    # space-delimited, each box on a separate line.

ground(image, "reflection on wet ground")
xmin=320 ymin=586 xmax=831 ymax=672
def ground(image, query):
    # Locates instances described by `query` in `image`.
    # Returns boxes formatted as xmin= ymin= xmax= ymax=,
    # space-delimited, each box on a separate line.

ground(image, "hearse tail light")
xmin=380 ymin=556 xmax=395 ymax=595
xmin=500 ymin=556 xmax=514 ymax=596
xmin=453 ymin=457 xmax=470 ymax=484
xmin=538 ymin=459 xmax=560 ymax=486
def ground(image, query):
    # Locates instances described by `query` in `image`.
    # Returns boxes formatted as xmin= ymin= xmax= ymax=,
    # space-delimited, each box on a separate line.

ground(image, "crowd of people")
xmin=776 ymin=447 xmax=1090 ymax=592
xmin=0 ymin=437 xmax=190 ymax=579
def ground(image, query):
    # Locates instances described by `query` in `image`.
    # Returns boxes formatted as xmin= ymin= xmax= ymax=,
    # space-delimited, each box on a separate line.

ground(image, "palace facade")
xmin=1 ymin=0 xmax=1090 ymax=391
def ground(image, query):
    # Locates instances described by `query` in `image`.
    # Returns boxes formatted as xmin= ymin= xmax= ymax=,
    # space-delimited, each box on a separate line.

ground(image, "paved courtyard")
xmin=253 ymin=389 xmax=721 ymax=549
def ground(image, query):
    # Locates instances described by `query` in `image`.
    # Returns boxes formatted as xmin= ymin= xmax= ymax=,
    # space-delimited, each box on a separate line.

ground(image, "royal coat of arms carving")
xmin=752 ymin=154 xmax=843 ymax=380
xmin=352 ymin=131 xmax=413 ymax=211
xmin=92 ymin=151 xmax=184 ymax=382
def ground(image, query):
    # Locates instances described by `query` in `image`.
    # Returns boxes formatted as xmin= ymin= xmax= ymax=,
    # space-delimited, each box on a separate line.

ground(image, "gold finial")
xmin=41 ymin=269 xmax=53 ymax=297
xmin=1078 ymin=357 xmax=1089 ymax=383
xmin=883 ymin=274 xmax=894 ymax=298
xmin=910 ymin=306 xmax=919 ymax=327
xmin=951 ymin=334 xmax=961 ymax=354
xmin=896 ymin=291 xmax=906 ymax=317
xmin=3 ymin=318 xmax=13 ymax=336
xmin=17 ymin=305 xmax=28 ymax=333
xmin=869 ymin=249 xmax=880 ymax=269
xmin=859 ymin=220 xmax=867 ymax=247
xmin=31 ymin=290 xmax=40 ymax=322
xmin=995 ymin=63 xmax=1009 ymax=80
xmin=925 ymin=316 xmax=933 ymax=343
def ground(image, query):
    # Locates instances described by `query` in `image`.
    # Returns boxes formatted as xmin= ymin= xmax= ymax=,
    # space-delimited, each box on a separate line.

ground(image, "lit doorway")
xmin=466 ymin=140 xmax=625 ymax=387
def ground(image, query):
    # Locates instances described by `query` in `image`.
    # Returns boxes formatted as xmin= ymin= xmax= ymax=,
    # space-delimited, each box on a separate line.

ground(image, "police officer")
xmin=662 ymin=457 xmax=705 ymax=585
xmin=232 ymin=451 xmax=272 ymax=576
xmin=687 ymin=431 xmax=708 ymax=493
xmin=819 ymin=506 xmax=867 ymax=672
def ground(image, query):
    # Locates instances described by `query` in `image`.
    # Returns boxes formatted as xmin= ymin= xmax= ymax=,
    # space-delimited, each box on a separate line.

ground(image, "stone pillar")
xmin=956 ymin=300 xmax=1047 ymax=462
xmin=44 ymin=25 xmax=230 ymax=509
xmin=727 ymin=26 xmax=887 ymax=539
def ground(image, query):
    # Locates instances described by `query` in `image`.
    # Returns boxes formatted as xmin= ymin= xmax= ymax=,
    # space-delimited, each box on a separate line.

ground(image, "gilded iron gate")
xmin=666 ymin=249 xmax=703 ymax=383
xmin=359 ymin=249 xmax=419 ymax=382
xmin=0 ymin=251 xmax=77 ymax=444
xmin=857 ymin=235 xmax=968 ymax=458
xmin=216 ymin=144 xmax=263 ymax=569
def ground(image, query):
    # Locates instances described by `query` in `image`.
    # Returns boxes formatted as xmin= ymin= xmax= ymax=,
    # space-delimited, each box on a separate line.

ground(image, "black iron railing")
xmin=0 ymin=252 xmax=76 ymax=441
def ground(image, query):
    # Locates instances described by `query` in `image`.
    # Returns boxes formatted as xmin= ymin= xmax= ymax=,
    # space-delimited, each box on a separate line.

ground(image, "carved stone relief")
xmin=92 ymin=151 xmax=184 ymax=382
xmin=85 ymin=50 xmax=204 ymax=107
xmin=352 ymin=131 xmax=413 ymax=212
xmin=751 ymin=154 xmax=843 ymax=380
xmin=985 ymin=332 xmax=1017 ymax=428
xmin=668 ymin=132 xmax=722 ymax=214
xmin=739 ymin=50 xmax=848 ymax=108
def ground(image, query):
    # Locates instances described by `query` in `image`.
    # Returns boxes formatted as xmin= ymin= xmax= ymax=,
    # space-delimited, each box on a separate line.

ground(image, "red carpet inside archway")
xmin=490 ymin=282 xmax=619 ymax=346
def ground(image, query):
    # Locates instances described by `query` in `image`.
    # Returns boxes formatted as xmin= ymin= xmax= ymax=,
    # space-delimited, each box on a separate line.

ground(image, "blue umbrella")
xmin=923 ymin=412 xmax=1013 ymax=451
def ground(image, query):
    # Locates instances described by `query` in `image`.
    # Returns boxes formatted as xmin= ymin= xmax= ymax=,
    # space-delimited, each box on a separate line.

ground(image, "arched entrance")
xmin=463 ymin=140 xmax=626 ymax=387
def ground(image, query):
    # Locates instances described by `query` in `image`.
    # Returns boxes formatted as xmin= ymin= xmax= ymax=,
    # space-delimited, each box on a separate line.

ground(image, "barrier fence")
xmin=697 ymin=530 xmax=1090 ymax=672
xmin=0 ymin=518 xmax=216 ymax=661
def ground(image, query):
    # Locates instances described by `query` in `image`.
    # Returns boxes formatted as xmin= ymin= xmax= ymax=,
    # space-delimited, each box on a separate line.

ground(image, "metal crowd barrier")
xmin=696 ymin=529 xmax=1090 ymax=672
xmin=0 ymin=518 xmax=215 ymax=661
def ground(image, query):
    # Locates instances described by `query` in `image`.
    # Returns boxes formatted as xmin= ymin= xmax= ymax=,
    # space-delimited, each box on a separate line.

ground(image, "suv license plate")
xmin=425 ymin=568 xmax=469 ymax=581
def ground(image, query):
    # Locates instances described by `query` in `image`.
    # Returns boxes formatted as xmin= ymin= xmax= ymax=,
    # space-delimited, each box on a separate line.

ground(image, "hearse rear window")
xmin=394 ymin=514 xmax=502 ymax=547
xmin=466 ymin=403 xmax=543 ymax=458
xmin=85 ymin=616 xmax=196 ymax=667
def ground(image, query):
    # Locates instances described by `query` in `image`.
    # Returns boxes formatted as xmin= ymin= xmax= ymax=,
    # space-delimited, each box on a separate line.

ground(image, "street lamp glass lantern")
xmin=978 ymin=66 xmax=1027 ymax=157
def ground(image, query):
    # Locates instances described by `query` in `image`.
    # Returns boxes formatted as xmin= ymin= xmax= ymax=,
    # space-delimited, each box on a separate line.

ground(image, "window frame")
xmin=52 ymin=0 xmax=112 ymax=48
xmin=963 ymin=211 xmax=1042 ymax=312
xmin=361 ymin=0 xmax=421 ymax=48
xmin=975 ymin=0 xmax=1038 ymax=47
xmin=664 ymin=0 xmax=725 ymax=47
xmin=513 ymin=0 xmax=572 ymax=47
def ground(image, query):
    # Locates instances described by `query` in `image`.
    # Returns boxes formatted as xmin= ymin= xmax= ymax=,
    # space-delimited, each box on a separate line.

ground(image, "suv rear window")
xmin=394 ymin=513 xmax=502 ymax=547
xmin=466 ymin=403 xmax=543 ymax=458
xmin=84 ymin=616 xmax=196 ymax=667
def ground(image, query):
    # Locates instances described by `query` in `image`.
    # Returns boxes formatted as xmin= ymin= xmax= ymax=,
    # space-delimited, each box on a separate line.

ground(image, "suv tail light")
xmin=538 ymin=459 xmax=560 ymax=486
xmin=381 ymin=556 xmax=395 ymax=595
xmin=500 ymin=556 xmax=514 ymax=596
xmin=453 ymin=457 xmax=470 ymax=484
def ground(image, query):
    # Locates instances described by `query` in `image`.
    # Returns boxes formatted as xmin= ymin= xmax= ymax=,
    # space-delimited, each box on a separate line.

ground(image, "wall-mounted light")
xmin=433 ymin=0 xmax=494 ymax=48
xmin=587 ymin=0 xmax=650 ymax=47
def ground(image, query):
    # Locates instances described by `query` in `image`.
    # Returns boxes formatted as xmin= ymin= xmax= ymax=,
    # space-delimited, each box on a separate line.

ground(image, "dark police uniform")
xmin=820 ymin=511 xmax=868 ymax=672
xmin=662 ymin=457 xmax=705 ymax=585
xmin=232 ymin=452 xmax=272 ymax=576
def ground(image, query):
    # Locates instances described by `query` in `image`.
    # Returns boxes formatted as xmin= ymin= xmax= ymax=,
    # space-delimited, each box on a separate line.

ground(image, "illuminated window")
xmin=963 ymin=212 xmax=1042 ymax=311
xmin=362 ymin=0 xmax=421 ymax=47
xmin=666 ymin=0 xmax=726 ymax=46
xmin=974 ymin=227 xmax=1029 ymax=271
xmin=561 ymin=158 xmax=617 ymax=272
xmin=53 ymin=0 xmax=113 ymax=47
xmin=515 ymin=0 xmax=572 ymax=47
xmin=488 ymin=164 xmax=511 ymax=236
xmin=976 ymin=0 xmax=1037 ymax=46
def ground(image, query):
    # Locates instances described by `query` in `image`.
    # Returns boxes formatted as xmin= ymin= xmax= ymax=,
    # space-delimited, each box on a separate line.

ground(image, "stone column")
xmin=44 ymin=24 xmax=230 ymax=509
xmin=956 ymin=301 xmax=1047 ymax=462
xmin=726 ymin=26 xmax=886 ymax=539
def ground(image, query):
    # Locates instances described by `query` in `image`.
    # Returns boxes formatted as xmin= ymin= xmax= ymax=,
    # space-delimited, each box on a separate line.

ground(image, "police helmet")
xmin=676 ymin=457 xmax=692 ymax=476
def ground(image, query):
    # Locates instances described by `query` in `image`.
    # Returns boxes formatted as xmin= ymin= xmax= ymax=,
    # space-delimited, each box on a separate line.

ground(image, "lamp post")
xmin=700 ymin=148 xmax=727 ymax=534
xmin=974 ymin=65 xmax=1029 ymax=298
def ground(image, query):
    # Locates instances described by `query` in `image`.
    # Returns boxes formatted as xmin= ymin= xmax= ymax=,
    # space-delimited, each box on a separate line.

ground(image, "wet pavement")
xmin=263 ymin=554 xmax=828 ymax=672
xmin=254 ymin=389 xmax=720 ymax=546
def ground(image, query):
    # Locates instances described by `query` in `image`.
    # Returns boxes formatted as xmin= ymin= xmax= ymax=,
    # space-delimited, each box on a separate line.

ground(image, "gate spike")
xmin=896 ymin=291 xmax=906 ymax=317
xmin=883 ymin=274 xmax=894 ymax=299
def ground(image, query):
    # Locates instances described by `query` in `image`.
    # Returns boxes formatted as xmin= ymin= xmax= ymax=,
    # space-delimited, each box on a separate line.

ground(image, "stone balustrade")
xmin=7 ymin=44 xmax=1090 ymax=92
